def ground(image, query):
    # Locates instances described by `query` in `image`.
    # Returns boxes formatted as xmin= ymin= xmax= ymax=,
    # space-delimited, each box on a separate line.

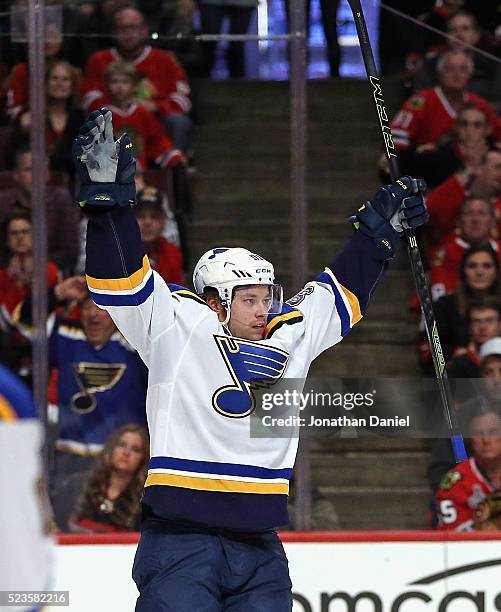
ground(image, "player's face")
xmin=459 ymin=200 xmax=494 ymax=243
xmin=229 ymin=285 xmax=272 ymax=341
xmin=110 ymin=431 xmax=145 ymax=475
xmin=108 ymin=74 xmax=136 ymax=105
xmin=47 ymin=63 xmax=73 ymax=101
xmin=470 ymin=413 xmax=501 ymax=463
xmin=136 ymin=209 xmax=165 ymax=243
xmin=469 ymin=308 xmax=501 ymax=346
xmin=464 ymin=252 xmax=497 ymax=292
xmin=7 ymin=219 xmax=32 ymax=255
xmin=482 ymin=356 xmax=501 ymax=400
xmin=81 ymin=299 xmax=117 ymax=346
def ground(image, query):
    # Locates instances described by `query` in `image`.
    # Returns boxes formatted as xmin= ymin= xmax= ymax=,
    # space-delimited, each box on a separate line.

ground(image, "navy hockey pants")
xmin=132 ymin=521 xmax=293 ymax=611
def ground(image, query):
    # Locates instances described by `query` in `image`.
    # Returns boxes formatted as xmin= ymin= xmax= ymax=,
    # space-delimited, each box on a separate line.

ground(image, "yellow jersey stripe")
xmin=339 ymin=282 xmax=362 ymax=325
xmin=172 ymin=289 xmax=206 ymax=304
xmin=145 ymin=473 xmax=289 ymax=495
xmin=0 ymin=396 xmax=17 ymax=421
xmin=86 ymin=255 xmax=151 ymax=291
xmin=265 ymin=311 xmax=303 ymax=336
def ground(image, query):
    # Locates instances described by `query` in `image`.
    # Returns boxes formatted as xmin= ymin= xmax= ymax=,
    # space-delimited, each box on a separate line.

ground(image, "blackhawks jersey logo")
xmin=408 ymin=96 xmax=425 ymax=111
xmin=212 ymin=335 xmax=289 ymax=418
xmin=439 ymin=470 xmax=462 ymax=491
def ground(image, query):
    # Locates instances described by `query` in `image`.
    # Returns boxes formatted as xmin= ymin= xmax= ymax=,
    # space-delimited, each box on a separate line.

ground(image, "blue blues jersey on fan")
xmin=47 ymin=317 xmax=148 ymax=455
xmin=85 ymin=206 xmax=389 ymax=530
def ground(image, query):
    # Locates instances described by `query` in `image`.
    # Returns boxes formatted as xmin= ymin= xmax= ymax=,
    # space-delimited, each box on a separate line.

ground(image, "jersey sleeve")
xmin=426 ymin=174 xmax=466 ymax=236
xmin=81 ymin=52 xmax=107 ymax=111
xmin=268 ymin=231 xmax=389 ymax=360
xmin=390 ymin=94 xmax=427 ymax=149
xmin=84 ymin=206 xmax=204 ymax=366
xmin=6 ymin=63 xmax=28 ymax=121
xmin=143 ymin=110 xmax=177 ymax=166
xmin=154 ymin=53 xmax=192 ymax=116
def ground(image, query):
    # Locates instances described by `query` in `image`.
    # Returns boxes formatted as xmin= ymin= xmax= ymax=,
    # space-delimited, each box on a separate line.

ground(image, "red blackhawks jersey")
xmin=82 ymin=46 xmax=191 ymax=117
xmin=390 ymin=86 xmax=501 ymax=149
xmin=430 ymin=236 xmax=501 ymax=300
xmin=88 ymin=100 xmax=182 ymax=170
xmin=436 ymin=457 xmax=494 ymax=531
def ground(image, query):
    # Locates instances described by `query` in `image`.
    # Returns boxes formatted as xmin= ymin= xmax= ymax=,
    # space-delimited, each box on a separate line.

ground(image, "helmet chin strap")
xmin=221 ymin=300 xmax=231 ymax=327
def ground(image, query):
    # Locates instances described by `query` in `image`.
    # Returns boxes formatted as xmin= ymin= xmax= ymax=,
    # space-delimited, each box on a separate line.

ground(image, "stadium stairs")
xmin=187 ymin=78 xmax=432 ymax=529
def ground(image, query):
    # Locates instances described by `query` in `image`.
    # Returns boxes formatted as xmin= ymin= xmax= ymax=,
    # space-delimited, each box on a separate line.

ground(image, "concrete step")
xmin=311 ymin=450 xmax=429 ymax=489
xmin=191 ymin=172 xmax=380 ymax=207
xmin=310 ymin=342 xmax=419 ymax=377
xmin=318 ymin=488 xmax=431 ymax=529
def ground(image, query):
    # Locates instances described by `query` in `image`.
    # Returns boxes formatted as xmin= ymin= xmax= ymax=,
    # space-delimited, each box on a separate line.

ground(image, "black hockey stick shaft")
xmin=347 ymin=0 xmax=467 ymax=463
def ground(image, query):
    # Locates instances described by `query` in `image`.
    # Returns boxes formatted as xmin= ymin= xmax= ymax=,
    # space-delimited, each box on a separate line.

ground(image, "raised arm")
xmin=269 ymin=177 xmax=428 ymax=359
xmin=72 ymin=109 xmax=177 ymax=364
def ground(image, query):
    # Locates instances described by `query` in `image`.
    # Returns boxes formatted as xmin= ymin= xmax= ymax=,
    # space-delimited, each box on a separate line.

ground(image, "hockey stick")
xmin=346 ymin=0 xmax=467 ymax=463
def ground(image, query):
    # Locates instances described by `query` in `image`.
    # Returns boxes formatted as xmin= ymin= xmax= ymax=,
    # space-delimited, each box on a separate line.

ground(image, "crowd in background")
xmin=0 ymin=0 xmax=500 ymax=532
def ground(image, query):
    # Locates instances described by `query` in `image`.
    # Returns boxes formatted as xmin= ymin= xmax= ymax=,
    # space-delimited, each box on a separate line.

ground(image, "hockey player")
xmin=73 ymin=109 xmax=429 ymax=611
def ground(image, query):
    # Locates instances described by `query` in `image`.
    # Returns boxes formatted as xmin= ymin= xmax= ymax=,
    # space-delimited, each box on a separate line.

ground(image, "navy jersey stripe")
xmin=148 ymin=456 xmax=293 ymax=479
xmin=89 ymin=274 xmax=154 ymax=307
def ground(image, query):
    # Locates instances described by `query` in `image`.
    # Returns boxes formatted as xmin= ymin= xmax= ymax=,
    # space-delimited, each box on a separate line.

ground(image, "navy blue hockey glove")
xmin=72 ymin=108 xmax=136 ymax=209
xmin=350 ymin=176 xmax=429 ymax=256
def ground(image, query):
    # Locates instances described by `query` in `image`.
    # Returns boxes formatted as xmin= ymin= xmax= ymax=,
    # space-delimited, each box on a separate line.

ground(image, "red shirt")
xmin=0 ymin=260 xmax=59 ymax=316
xmin=436 ymin=457 xmax=494 ymax=531
xmin=427 ymin=174 xmax=501 ymax=241
xmin=430 ymin=236 xmax=501 ymax=300
xmin=145 ymin=237 xmax=185 ymax=286
xmin=390 ymin=86 xmax=501 ymax=150
xmin=88 ymin=100 xmax=182 ymax=170
xmin=81 ymin=46 xmax=191 ymax=117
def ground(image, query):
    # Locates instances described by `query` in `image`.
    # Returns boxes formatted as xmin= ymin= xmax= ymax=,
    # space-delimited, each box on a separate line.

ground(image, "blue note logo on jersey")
xmin=212 ymin=335 xmax=289 ymax=418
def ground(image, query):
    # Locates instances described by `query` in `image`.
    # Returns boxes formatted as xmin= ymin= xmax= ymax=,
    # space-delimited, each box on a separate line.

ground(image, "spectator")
xmin=91 ymin=60 xmax=184 ymax=170
xmin=428 ymin=336 xmax=501 ymax=491
xmin=15 ymin=276 xmax=148 ymax=492
xmin=430 ymin=197 xmax=499 ymax=299
xmin=0 ymin=142 xmax=80 ymax=273
xmin=68 ymin=424 xmax=149 ymax=533
xmin=426 ymin=146 xmax=501 ymax=240
xmin=6 ymin=22 xmax=73 ymax=122
xmin=413 ymin=11 xmax=499 ymax=103
xmin=398 ymin=104 xmax=493 ymax=189
xmin=446 ymin=298 xmax=501 ymax=379
xmin=134 ymin=186 xmax=185 ymax=285
xmin=81 ymin=7 xmax=192 ymax=152
xmin=77 ymin=0 xmax=135 ymax=59
xmin=435 ymin=406 xmax=501 ymax=530
xmin=419 ymin=244 xmax=501 ymax=371
xmin=0 ymin=211 xmax=59 ymax=317
xmin=137 ymin=0 xmax=202 ymax=77
xmin=198 ymin=0 xmax=257 ymax=79
xmin=0 ymin=212 xmax=59 ymax=380
xmin=415 ymin=0 xmax=466 ymax=59
xmin=12 ymin=60 xmax=84 ymax=186
xmin=390 ymin=50 xmax=501 ymax=151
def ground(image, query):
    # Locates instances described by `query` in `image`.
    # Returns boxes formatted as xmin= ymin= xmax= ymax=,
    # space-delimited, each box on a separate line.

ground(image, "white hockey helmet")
xmin=193 ymin=247 xmax=283 ymax=322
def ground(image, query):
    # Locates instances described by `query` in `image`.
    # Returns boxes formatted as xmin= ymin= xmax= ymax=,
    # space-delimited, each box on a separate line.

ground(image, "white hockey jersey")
xmin=86 ymin=207 xmax=386 ymax=530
